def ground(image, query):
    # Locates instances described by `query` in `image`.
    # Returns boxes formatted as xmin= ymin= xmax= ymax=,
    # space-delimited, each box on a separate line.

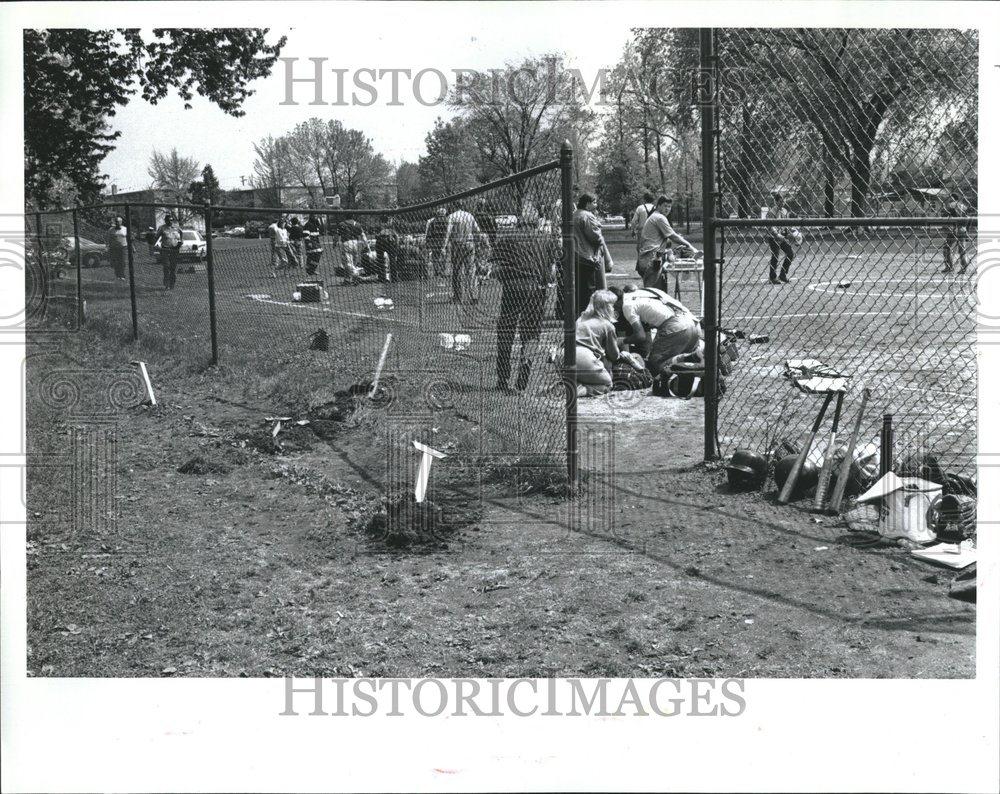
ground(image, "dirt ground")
xmin=26 ymin=318 xmax=975 ymax=678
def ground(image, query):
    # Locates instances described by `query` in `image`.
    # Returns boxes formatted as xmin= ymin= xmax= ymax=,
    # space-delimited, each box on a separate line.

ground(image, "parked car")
xmin=152 ymin=229 xmax=207 ymax=262
xmin=226 ymin=226 xmax=246 ymax=237
xmin=494 ymin=214 xmax=518 ymax=228
xmin=62 ymin=236 xmax=107 ymax=268
xmin=600 ymin=214 xmax=626 ymax=231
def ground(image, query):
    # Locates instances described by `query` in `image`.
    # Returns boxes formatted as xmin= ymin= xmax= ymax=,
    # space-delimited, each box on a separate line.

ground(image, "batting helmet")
xmin=773 ymin=453 xmax=819 ymax=499
xmin=725 ymin=449 xmax=767 ymax=491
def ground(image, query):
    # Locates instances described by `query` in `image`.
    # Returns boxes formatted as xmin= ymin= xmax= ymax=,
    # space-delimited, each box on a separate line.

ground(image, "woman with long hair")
xmin=572 ymin=289 xmax=636 ymax=396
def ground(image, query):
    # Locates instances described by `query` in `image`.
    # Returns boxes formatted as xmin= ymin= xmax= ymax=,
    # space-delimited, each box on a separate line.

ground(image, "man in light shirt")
xmin=614 ymin=285 xmax=701 ymax=378
xmin=636 ymin=195 xmax=699 ymax=287
xmin=267 ymin=216 xmax=290 ymax=276
xmin=107 ymin=215 xmax=128 ymax=281
xmin=765 ymin=191 xmax=794 ymax=284
xmin=443 ymin=202 xmax=483 ymax=303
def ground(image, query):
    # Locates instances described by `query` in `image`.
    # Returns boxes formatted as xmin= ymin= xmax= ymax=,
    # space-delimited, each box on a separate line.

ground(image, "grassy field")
xmin=25 ymin=224 xmax=976 ymax=678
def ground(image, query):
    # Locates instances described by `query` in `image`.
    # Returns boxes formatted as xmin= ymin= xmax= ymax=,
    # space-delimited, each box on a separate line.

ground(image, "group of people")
xmin=266 ymin=216 xmax=325 ymax=277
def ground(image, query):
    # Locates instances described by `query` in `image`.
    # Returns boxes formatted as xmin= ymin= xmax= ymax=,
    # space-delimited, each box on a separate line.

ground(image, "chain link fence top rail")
xmin=711 ymin=28 xmax=977 ymax=476
xmin=28 ymin=163 xmax=572 ymax=468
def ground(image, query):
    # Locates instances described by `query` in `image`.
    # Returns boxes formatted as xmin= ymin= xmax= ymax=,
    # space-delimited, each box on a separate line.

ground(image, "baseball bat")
xmin=813 ymin=391 xmax=844 ymax=510
xmin=828 ymin=387 xmax=870 ymax=514
xmin=778 ymin=391 xmax=833 ymax=504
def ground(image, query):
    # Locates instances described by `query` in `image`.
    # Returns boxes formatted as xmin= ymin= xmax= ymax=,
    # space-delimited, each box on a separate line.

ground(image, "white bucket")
xmin=857 ymin=472 xmax=941 ymax=543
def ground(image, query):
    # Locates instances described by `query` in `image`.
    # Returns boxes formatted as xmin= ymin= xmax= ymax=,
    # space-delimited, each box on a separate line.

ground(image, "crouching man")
xmin=612 ymin=286 xmax=701 ymax=378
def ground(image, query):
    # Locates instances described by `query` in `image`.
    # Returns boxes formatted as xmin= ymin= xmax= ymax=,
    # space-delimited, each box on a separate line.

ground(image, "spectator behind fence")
xmin=303 ymin=215 xmax=323 ymax=276
xmin=337 ymin=215 xmax=366 ymax=243
xmin=942 ymin=190 xmax=970 ymax=275
xmin=424 ymin=206 xmax=448 ymax=278
xmin=268 ymin=217 xmax=290 ymax=276
xmin=154 ymin=213 xmax=182 ymax=290
xmin=493 ymin=219 xmax=559 ymax=392
xmin=375 ymin=216 xmax=402 ymax=283
xmin=764 ymin=190 xmax=794 ymax=284
xmin=443 ymin=202 xmax=483 ymax=304
xmin=572 ymin=193 xmax=614 ymax=319
xmin=287 ymin=216 xmax=304 ymax=269
xmin=107 ymin=215 xmax=128 ymax=281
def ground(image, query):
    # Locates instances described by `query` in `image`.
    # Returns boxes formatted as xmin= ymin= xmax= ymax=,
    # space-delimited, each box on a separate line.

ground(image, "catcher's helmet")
xmin=773 ymin=453 xmax=819 ymax=498
xmin=725 ymin=449 xmax=767 ymax=491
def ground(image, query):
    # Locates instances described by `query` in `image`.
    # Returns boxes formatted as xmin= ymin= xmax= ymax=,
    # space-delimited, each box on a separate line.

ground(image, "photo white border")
xmin=1 ymin=2 xmax=997 ymax=792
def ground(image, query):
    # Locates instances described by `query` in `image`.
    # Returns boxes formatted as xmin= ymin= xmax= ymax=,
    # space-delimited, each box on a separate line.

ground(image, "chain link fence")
xmin=26 ymin=156 xmax=579 ymax=478
xmin=707 ymin=28 xmax=978 ymax=477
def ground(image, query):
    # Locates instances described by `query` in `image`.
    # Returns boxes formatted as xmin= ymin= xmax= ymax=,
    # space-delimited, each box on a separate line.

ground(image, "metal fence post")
xmin=700 ymin=28 xmax=720 ymax=461
xmin=205 ymin=201 xmax=219 ymax=365
xmin=124 ymin=203 xmax=139 ymax=341
xmin=34 ymin=211 xmax=46 ymax=313
xmin=72 ymin=207 xmax=84 ymax=326
xmin=560 ymin=141 xmax=578 ymax=484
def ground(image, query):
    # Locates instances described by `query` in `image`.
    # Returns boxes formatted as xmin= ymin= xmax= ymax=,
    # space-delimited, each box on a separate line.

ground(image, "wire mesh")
xmin=711 ymin=29 xmax=978 ymax=477
xmin=207 ymin=164 xmax=568 ymax=458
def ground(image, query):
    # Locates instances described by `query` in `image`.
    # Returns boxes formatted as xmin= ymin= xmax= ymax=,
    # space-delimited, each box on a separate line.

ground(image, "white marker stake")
xmin=369 ymin=333 xmax=393 ymax=399
xmin=412 ymin=440 xmax=447 ymax=503
xmin=130 ymin=361 xmax=156 ymax=406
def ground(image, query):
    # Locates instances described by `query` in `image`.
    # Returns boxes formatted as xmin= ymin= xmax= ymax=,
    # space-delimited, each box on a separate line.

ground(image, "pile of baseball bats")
xmin=777 ymin=387 xmax=870 ymax=513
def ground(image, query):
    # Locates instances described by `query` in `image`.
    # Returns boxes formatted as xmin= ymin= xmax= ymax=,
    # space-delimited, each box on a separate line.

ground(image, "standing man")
xmin=765 ymin=191 xmax=794 ymax=284
xmin=942 ymin=190 xmax=970 ymax=274
xmin=375 ymin=216 xmax=401 ymax=282
xmin=636 ymin=195 xmax=699 ymax=287
xmin=154 ymin=213 xmax=182 ymax=290
xmin=267 ymin=216 xmax=290 ymax=276
xmin=424 ymin=206 xmax=449 ymax=278
xmin=443 ymin=202 xmax=482 ymax=303
xmin=303 ymin=215 xmax=323 ymax=276
xmin=287 ymin=217 xmax=304 ymax=269
xmin=630 ymin=191 xmax=656 ymax=253
xmin=572 ymin=193 xmax=614 ymax=319
xmin=107 ymin=215 xmax=128 ymax=281
xmin=493 ymin=220 xmax=559 ymax=391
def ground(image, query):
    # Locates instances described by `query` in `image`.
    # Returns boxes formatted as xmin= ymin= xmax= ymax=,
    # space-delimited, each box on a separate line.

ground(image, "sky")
xmin=101 ymin=11 xmax=633 ymax=193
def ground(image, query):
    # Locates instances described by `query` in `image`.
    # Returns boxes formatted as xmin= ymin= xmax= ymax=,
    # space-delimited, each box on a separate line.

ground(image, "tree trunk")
xmin=823 ymin=145 xmax=835 ymax=218
xmin=849 ymin=146 xmax=872 ymax=218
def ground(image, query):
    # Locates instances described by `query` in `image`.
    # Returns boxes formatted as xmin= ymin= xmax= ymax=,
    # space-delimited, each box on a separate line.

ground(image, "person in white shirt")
xmin=106 ymin=216 xmax=129 ymax=281
xmin=636 ymin=195 xmax=699 ymax=287
xmin=442 ymin=203 xmax=483 ymax=303
xmin=630 ymin=191 xmax=655 ymax=254
xmin=614 ymin=285 xmax=701 ymax=377
xmin=268 ymin=217 xmax=290 ymax=276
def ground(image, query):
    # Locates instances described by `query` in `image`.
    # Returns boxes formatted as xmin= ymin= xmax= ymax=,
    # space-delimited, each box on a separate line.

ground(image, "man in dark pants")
xmin=765 ymin=191 xmax=794 ymax=284
xmin=494 ymin=220 xmax=558 ymax=392
xmin=572 ymin=193 xmax=614 ymax=318
xmin=154 ymin=213 xmax=182 ymax=290
xmin=287 ymin=216 xmax=304 ymax=268
xmin=942 ymin=191 xmax=970 ymax=274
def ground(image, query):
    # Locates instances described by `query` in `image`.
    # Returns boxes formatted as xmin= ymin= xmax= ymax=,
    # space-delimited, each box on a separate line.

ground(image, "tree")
xmin=417 ymin=117 xmax=480 ymax=199
xmin=250 ymin=119 xmax=394 ymax=209
xmin=189 ymin=163 xmax=222 ymax=205
xmin=449 ymin=54 xmax=595 ymax=181
xmin=395 ymin=161 xmax=422 ymax=206
xmin=24 ymin=28 xmax=285 ymax=209
xmin=148 ymin=148 xmax=201 ymax=192
xmin=730 ymin=29 xmax=977 ymax=216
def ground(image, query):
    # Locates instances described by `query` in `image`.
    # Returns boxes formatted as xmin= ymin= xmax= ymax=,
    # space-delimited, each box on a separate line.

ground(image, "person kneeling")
xmin=572 ymin=289 xmax=643 ymax=397
xmin=612 ymin=286 xmax=701 ymax=379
